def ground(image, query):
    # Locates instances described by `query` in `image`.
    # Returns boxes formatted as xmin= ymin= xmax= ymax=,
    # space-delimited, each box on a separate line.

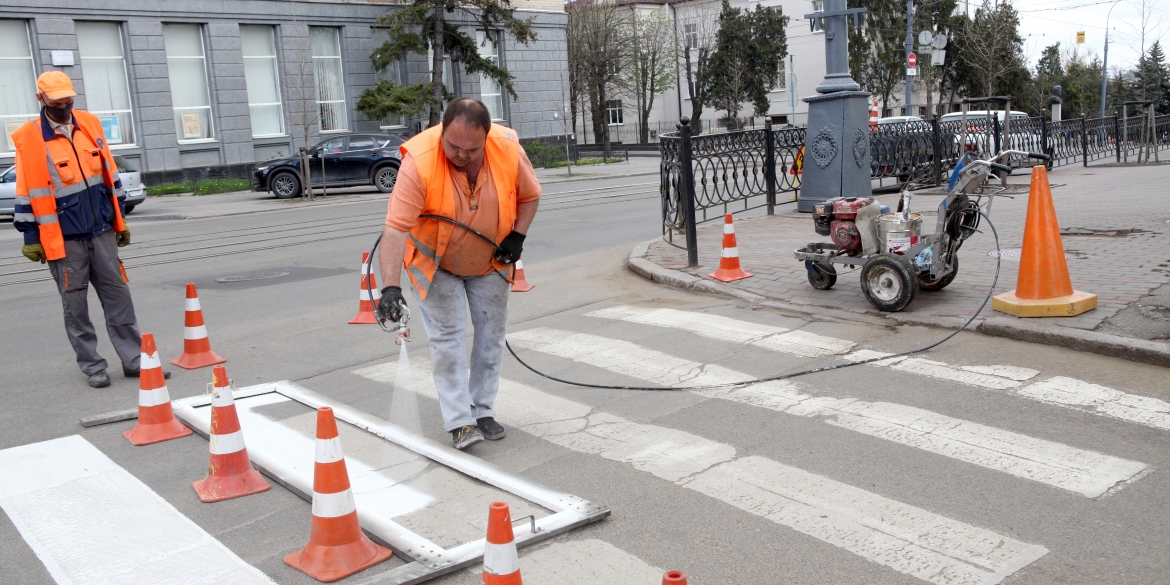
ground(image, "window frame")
xmin=375 ymin=55 xmax=407 ymax=130
xmin=683 ymin=23 xmax=699 ymax=50
xmin=606 ymin=100 xmax=623 ymax=126
xmin=811 ymin=1 xmax=825 ymax=34
xmin=75 ymin=21 xmax=137 ymax=148
xmin=477 ymin=30 xmax=505 ymax=122
xmin=310 ymin=26 xmax=348 ymax=134
xmin=0 ymin=20 xmax=39 ymax=155
xmin=163 ymin=23 xmax=216 ymax=143
xmin=240 ymin=24 xmax=286 ymax=138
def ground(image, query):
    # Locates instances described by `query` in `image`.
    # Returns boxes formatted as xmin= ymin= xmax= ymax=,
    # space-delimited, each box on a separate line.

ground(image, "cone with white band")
xmin=483 ymin=501 xmax=522 ymax=585
xmin=869 ymin=100 xmax=880 ymax=128
xmin=171 ymin=283 xmax=226 ymax=369
xmin=510 ymin=259 xmax=534 ymax=292
xmin=708 ymin=214 xmax=752 ymax=282
xmin=285 ymin=406 xmax=392 ymax=581
xmin=124 ymin=332 xmax=193 ymax=445
xmin=192 ymin=365 xmax=271 ymax=502
xmin=349 ymin=252 xmax=381 ymax=324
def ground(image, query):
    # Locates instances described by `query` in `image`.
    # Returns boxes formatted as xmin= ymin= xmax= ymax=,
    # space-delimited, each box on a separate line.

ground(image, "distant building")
xmin=0 ymin=0 xmax=568 ymax=180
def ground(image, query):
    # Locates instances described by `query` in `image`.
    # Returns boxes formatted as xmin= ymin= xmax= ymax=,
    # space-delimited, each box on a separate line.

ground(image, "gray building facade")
xmin=0 ymin=0 xmax=569 ymax=180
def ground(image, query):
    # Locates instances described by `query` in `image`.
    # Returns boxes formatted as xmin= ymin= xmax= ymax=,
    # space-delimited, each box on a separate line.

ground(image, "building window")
xmin=75 ymin=22 xmax=136 ymax=147
xmin=811 ymin=1 xmax=824 ymax=33
xmin=772 ymin=59 xmax=786 ymax=92
xmin=375 ymin=58 xmax=406 ymax=128
xmin=163 ymin=23 xmax=214 ymax=141
xmin=310 ymin=27 xmax=347 ymax=132
xmin=426 ymin=47 xmax=455 ymax=94
xmin=683 ymin=24 xmax=699 ymax=50
xmin=477 ymin=31 xmax=504 ymax=121
xmin=240 ymin=25 xmax=285 ymax=137
xmin=0 ymin=20 xmax=38 ymax=154
xmin=607 ymin=100 xmax=623 ymax=125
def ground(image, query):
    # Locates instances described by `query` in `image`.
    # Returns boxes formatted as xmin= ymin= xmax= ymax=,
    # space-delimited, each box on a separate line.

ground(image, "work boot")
xmin=477 ymin=417 xmax=506 ymax=441
xmin=451 ymin=425 xmax=485 ymax=450
xmin=124 ymin=368 xmax=171 ymax=379
xmin=87 ymin=370 xmax=111 ymax=388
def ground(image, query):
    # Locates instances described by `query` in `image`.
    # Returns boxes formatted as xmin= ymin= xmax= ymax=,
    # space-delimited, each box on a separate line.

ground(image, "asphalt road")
xmin=0 ymin=177 xmax=1167 ymax=585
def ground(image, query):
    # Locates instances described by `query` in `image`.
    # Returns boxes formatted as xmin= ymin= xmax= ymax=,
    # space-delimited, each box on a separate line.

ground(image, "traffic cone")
xmin=993 ymin=165 xmax=1097 ymax=317
xmin=662 ymin=570 xmax=688 ymax=585
xmin=171 ymin=283 xmax=226 ymax=369
xmin=708 ymin=214 xmax=752 ymax=282
xmin=349 ymin=252 xmax=381 ymax=324
xmin=510 ymin=260 xmax=534 ymax=292
xmin=483 ymin=501 xmax=522 ymax=585
xmin=869 ymin=101 xmax=880 ymax=128
xmin=125 ymin=332 xmax=193 ymax=446
xmin=285 ymin=407 xmax=392 ymax=582
xmin=192 ymin=365 xmax=271 ymax=503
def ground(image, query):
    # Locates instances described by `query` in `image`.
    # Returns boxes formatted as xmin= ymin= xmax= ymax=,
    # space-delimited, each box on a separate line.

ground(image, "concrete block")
xmin=126 ymin=21 xmax=163 ymax=37
xmin=33 ymin=18 xmax=74 ymax=36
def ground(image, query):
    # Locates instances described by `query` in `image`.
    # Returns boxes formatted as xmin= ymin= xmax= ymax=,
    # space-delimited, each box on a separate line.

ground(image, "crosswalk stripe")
xmin=507 ymin=328 xmax=1147 ymax=498
xmin=354 ymin=359 xmax=1050 ymax=584
xmin=845 ymin=350 xmax=1034 ymax=390
xmin=1017 ymin=377 xmax=1170 ymax=432
xmin=0 ymin=435 xmax=277 ymax=585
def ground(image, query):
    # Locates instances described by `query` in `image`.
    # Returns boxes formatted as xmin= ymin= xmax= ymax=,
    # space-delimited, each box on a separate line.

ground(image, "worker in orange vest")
xmin=376 ymin=98 xmax=541 ymax=449
xmin=12 ymin=72 xmax=166 ymax=388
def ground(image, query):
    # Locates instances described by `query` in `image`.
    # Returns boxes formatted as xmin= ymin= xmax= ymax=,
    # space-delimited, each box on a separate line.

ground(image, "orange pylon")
xmin=192 ymin=365 xmax=271 ymax=502
xmin=483 ymin=501 xmax=522 ymax=585
xmin=285 ymin=407 xmax=392 ymax=581
xmin=662 ymin=570 xmax=688 ymax=585
xmin=171 ymin=283 xmax=226 ymax=369
xmin=869 ymin=101 xmax=880 ymax=128
xmin=349 ymin=252 xmax=381 ymax=324
xmin=709 ymin=214 xmax=752 ymax=282
xmin=511 ymin=260 xmax=534 ymax=292
xmin=993 ymin=166 xmax=1097 ymax=317
xmin=125 ymin=332 xmax=193 ymax=445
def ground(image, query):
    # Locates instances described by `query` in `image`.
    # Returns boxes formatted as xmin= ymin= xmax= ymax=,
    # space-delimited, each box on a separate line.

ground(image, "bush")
xmin=524 ymin=140 xmax=568 ymax=168
xmin=147 ymin=178 xmax=251 ymax=196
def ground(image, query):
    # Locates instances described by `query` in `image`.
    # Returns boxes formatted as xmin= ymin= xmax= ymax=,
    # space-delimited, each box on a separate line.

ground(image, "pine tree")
xmin=1137 ymin=41 xmax=1169 ymax=114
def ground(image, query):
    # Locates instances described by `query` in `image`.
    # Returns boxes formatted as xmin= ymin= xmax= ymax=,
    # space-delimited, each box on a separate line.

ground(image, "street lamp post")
xmin=1098 ymin=0 xmax=1122 ymax=118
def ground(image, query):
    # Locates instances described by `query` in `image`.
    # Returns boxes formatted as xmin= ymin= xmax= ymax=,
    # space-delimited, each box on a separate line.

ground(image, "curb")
xmin=628 ymin=238 xmax=1170 ymax=369
xmin=536 ymin=170 xmax=658 ymax=185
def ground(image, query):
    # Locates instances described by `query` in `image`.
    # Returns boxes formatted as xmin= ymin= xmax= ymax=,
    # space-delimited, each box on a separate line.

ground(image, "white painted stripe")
xmin=212 ymin=385 xmax=235 ymax=407
xmin=483 ymin=541 xmax=520 ymax=575
xmin=140 ymin=351 xmax=161 ymax=370
xmin=312 ymin=489 xmax=357 ymax=518
xmin=360 ymin=289 xmax=381 ymax=301
xmin=1018 ymin=377 xmax=1170 ymax=432
xmin=845 ymin=350 xmax=1030 ymax=390
xmin=507 ymin=328 xmax=1147 ymax=497
xmin=139 ymin=386 xmax=172 ymax=407
xmin=720 ymin=246 xmax=739 ymax=258
xmin=515 ymin=260 xmax=524 ymax=269
xmin=184 ymin=325 xmax=208 ymax=340
xmin=723 ymin=223 xmax=735 ymax=234
xmin=682 ymin=457 xmax=1049 ymax=584
xmin=316 ymin=436 xmax=345 ymax=464
xmin=960 ymin=365 xmax=1039 ymax=381
xmin=210 ymin=430 xmax=246 ymax=455
xmin=185 ymin=297 xmax=201 ymax=312
xmin=361 ymin=263 xmax=371 ymax=275
xmin=0 ymin=436 xmax=276 ymax=585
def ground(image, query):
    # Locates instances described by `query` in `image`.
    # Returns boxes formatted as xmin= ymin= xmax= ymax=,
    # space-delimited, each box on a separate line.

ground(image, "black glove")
xmin=378 ymin=286 xmax=406 ymax=323
xmin=494 ymin=230 xmax=526 ymax=264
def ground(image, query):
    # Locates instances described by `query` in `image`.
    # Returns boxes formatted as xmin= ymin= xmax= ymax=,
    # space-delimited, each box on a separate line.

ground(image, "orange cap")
xmin=37 ymin=71 xmax=76 ymax=100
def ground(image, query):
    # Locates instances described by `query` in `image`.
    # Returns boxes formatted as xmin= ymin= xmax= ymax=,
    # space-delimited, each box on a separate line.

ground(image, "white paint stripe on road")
xmin=845 ymin=350 xmax=1028 ymax=390
xmin=354 ymin=360 xmax=1048 ymax=584
xmin=682 ymin=457 xmax=1049 ymax=585
xmin=1018 ymin=377 xmax=1170 ymax=432
xmin=0 ymin=435 xmax=277 ymax=585
xmin=508 ymin=328 xmax=1147 ymax=498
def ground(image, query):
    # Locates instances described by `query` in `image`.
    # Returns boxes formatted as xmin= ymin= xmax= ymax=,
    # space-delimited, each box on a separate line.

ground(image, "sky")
xmin=997 ymin=0 xmax=1169 ymax=71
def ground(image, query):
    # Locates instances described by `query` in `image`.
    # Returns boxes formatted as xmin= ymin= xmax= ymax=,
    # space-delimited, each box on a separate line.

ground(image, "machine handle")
xmin=1027 ymin=152 xmax=1051 ymax=161
xmin=989 ymin=163 xmax=1013 ymax=174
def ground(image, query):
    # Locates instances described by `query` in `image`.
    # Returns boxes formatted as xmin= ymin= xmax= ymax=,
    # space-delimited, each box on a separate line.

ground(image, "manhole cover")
xmin=989 ymin=248 xmax=1081 ymax=260
xmin=216 ymin=271 xmax=290 ymax=283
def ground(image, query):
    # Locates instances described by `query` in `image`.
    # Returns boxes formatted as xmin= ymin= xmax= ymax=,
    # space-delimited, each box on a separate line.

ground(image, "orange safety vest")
xmin=12 ymin=109 xmax=125 ymax=261
xmin=400 ymin=123 xmax=520 ymax=299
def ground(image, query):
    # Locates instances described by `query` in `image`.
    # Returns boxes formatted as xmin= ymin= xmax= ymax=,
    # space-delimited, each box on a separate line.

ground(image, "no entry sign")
xmin=907 ymin=52 xmax=917 ymax=68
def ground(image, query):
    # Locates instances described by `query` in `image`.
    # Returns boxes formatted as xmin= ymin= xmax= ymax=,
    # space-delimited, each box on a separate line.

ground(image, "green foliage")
xmin=702 ymin=0 xmax=788 ymax=120
xmin=620 ymin=10 xmax=677 ymax=143
xmin=523 ymin=139 xmax=568 ymax=168
xmin=146 ymin=178 xmax=251 ymax=196
xmin=356 ymin=81 xmax=448 ymax=122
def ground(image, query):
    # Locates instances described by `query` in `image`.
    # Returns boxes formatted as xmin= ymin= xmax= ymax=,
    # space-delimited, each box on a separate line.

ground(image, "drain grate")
xmin=215 ymin=271 xmax=290 ymax=283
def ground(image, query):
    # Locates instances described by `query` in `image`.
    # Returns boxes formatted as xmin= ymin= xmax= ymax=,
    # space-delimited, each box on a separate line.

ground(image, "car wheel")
xmin=124 ymin=203 xmax=137 ymax=214
xmin=271 ymin=171 xmax=301 ymax=199
xmin=373 ymin=165 xmax=398 ymax=193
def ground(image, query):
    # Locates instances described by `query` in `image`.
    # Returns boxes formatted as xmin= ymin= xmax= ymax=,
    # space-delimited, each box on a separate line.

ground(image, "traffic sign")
xmin=932 ymin=34 xmax=948 ymax=49
xmin=908 ymin=52 xmax=917 ymax=68
xmin=918 ymin=30 xmax=933 ymax=45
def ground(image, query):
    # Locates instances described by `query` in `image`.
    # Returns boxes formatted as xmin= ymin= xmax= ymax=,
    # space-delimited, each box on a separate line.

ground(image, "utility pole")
xmin=1098 ymin=0 xmax=1122 ymax=118
xmin=904 ymin=0 xmax=914 ymax=115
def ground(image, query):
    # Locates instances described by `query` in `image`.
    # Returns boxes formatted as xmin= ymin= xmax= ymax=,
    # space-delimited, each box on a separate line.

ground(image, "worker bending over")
xmin=377 ymin=98 xmax=540 ymax=449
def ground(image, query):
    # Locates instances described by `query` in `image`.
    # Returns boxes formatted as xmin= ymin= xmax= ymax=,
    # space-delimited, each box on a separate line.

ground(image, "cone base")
xmin=170 ymin=351 xmax=226 ymax=370
xmin=349 ymin=311 xmax=379 ymax=324
xmin=124 ymin=419 xmax=193 ymax=445
xmin=511 ymin=281 xmax=534 ymax=292
xmin=993 ymin=290 xmax=1098 ymax=317
xmin=484 ymin=570 xmax=523 ymax=585
xmin=284 ymin=536 xmax=393 ymax=582
xmin=709 ymin=268 xmax=753 ymax=283
xmin=193 ymin=468 xmax=272 ymax=503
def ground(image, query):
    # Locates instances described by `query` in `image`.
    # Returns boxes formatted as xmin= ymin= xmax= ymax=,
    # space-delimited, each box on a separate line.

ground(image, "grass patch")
xmin=540 ymin=157 xmax=625 ymax=169
xmin=147 ymin=178 xmax=251 ymax=196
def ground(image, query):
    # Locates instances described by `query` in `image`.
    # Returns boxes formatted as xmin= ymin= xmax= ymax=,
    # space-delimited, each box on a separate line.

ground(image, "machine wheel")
xmin=373 ymin=165 xmax=398 ymax=193
xmin=806 ymin=261 xmax=837 ymax=290
xmin=271 ymin=171 xmax=302 ymax=199
xmin=861 ymin=253 xmax=917 ymax=312
xmin=918 ymin=255 xmax=958 ymax=291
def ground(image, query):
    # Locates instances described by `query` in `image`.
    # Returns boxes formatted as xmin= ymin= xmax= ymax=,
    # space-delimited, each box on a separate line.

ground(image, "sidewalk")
xmin=631 ymin=161 xmax=1170 ymax=366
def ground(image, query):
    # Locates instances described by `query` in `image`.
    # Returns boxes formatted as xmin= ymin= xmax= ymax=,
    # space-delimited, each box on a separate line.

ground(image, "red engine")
xmin=812 ymin=197 xmax=874 ymax=251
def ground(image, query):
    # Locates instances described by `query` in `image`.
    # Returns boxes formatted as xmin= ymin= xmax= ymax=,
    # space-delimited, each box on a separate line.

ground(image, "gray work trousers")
xmin=47 ymin=230 xmax=141 ymax=376
xmin=412 ymin=268 xmax=511 ymax=432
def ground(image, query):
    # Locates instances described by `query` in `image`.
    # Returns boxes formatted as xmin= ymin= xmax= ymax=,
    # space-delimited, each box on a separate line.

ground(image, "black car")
xmin=251 ymin=133 xmax=405 ymax=198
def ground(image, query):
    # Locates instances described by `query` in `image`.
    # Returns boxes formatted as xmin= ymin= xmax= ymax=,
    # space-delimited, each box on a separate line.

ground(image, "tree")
xmin=1021 ymin=43 xmax=1063 ymax=116
xmin=567 ymin=0 xmax=629 ymax=153
xmin=1060 ymin=48 xmax=1103 ymax=117
xmin=957 ymin=0 xmax=1025 ymax=99
xmin=850 ymin=0 xmax=911 ymax=115
xmin=702 ymin=0 xmax=787 ymax=126
xmin=357 ymin=0 xmax=537 ymax=128
xmin=1136 ymin=41 xmax=1170 ymax=114
xmin=618 ymin=9 xmax=677 ymax=143
xmin=675 ymin=0 xmax=720 ymax=132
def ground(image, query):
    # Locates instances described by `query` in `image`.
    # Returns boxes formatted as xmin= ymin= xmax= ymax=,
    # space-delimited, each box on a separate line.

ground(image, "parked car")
xmin=0 ymin=166 xmax=14 ymax=217
xmin=940 ymin=110 xmax=1039 ymax=162
xmin=876 ymin=115 xmax=925 ymax=126
xmin=251 ymin=134 xmax=405 ymax=199
xmin=0 ymin=156 xmax=147 ymax=219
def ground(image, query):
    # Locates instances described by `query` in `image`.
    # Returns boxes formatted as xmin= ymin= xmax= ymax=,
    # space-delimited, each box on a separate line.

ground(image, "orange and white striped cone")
xmin=662 ymin=570 xmax=688 ymax=584
xmin=124 ymin=332 xmax=193 ymax=446
xmin=869 ymin=101 xmax=880 ymax=128
xmin=708 ymin=214 xmax=752 ymax=282
xmin=349 ymin=252 xmax=381 ymax=324
xmin=285 ymin=407 xmax=392 ymax=582
xmin=510 ymin=260 xmax=534 ymax=292
xmin=171 ymin=283 xmax=226 ymax=369
xmin=192 ymin=365 xmax=271 ymax=503
xmin=483 ymin=501 xmax=522 ymax=585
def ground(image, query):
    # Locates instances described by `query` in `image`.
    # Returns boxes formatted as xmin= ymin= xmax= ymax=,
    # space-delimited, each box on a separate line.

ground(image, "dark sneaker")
xmin=451 ymin=425 xmax=485 ymax=450
xmin=477 ymin=417 xmax=506 ymax=441
xmin=87 ymin=371 xmax=111 ymax=388
xmin=124 ymin=369 xmax=171 ymax=379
